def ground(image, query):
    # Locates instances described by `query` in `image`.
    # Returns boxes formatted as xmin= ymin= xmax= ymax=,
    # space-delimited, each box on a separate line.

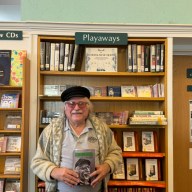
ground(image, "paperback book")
xmin=6 ymin=136 xmax=21 ymax=152
xmin=126 ymin=158 xmax=140 ymax=180
xmin=4 ymin=114 xmax=22 ymax=130
xmin=0 ymin=135 xmax=7 ymax=153
xmin=4 ymin=179 xmax=20 ymax=192
xmin=0 ymin=179 xmax=4 ymax=192
xmin=0 ymin=50 xmax=11 ymax=85
xmin=0 ymin=93 xmax=20 ymax=108
xmin=85 ymin=47 xmax=118 ymax=72
xmin=112 ymin=162 xmax=125 ymax=180
xmin=73 ymin=149 xmax=95 ymax=185
xmin=4 ymin=157 xmax=21 ymax=174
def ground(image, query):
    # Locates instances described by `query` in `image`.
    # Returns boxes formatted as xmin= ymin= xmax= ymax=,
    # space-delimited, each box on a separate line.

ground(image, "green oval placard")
xmin=75 ymin=32 xmax=128 ymax=45
xmin=0 ymin=31 xmax=23 ymax=40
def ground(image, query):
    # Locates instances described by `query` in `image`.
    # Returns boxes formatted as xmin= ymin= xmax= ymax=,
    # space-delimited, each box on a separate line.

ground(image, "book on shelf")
xmin=71 ymin=44 xmax=80 ymax=71
xmin=54 ymin=43 xmax=60 ymax=71
xmin=50 ymin=43 xmax=56 ymax=71
xmin=136 ymin=85 xmax=152 ymax=97
xmin=4 ymin=156 xmax=21 ymax=174
xmin=73 ymin=149 xmax=95 ymax=185
xmin=123 ymin=131 xmax=138 ymax=152
xmin=132 ymin=44 xmax=137 ymax=72
xmin=142 ymin=131 xmax=157 ymax=152
xmin=44 ymin=85 xmax=60 ymax=96
xmin=0 ymin=50 xmax=11 ymax=85
xmin=93 ymin=86 xmax=107 ymax=96
xmin=64 ymin=43 xmax=70 ymax=71
xmin=40 ymin=42 xmax=46 ymax=71
xmin=85 ymin=47 xmax=118 ymax=72
xmin=0 ymin=179 xmax=4 ymax=192
xmin=0 ymin=135 xmax=7 ymax=153
xmin=0 ymin=93 xmax=20 ymax=108
xmin=137 ymin=45 xmax=142 ymax=72
xmin=59 ymin=42 xmax=65 ymax=71
xmin=121 ymin=85 xmax=136 ymax=97
xmin=160 ymin=44 xmax=165 ymax=72
xmin=155 ymin=44 xmax=161 ymax=72
xmin=45 ymin=42 xmax=51 ymax=71
xmin=133 ymin=110 xmax=164 ymax=115
xmin=10 ymin=50 xmax=27 ymax=86
xmin=6 ymin=136 xmax=21 ymax=152
xmin=145 ymin=159 xmax=160 ymax=181
xmin=4 ymin=179 xmax=20 ymax=192
xmin=150 ymin=45 xmax=156 ymax=72
xmin=126 ymin=158 xmax=140 ymax=180
xmin=112 ymin=162 xmax=125 ymax=180
xmin=94 ymin=112 xmax=113 ymax=125
xmin=4 ymin=114 xmax=22 ymax=130
xmin=67 ymin=44 xmax=75 ymax=71
xmin=127 ymin=44 xmax=132 ymax=72
xmin=107 ymin=86 xmax=121 ymax=97
xmin=112 ymin=111 xmax=128 ymax=125
xmin=144 ymin=45 xmax=150 ymax=72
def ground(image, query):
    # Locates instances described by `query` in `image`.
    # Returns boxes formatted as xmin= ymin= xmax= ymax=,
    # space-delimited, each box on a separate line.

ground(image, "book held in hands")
xmin=73 ymin=149 xmax=95 ymax=185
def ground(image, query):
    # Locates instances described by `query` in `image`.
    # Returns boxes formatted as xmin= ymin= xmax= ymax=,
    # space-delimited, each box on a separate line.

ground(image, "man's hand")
xmin=90 ymin=163 xmax=110 ymax=188
xmin=51 ymin=167 xmax=80 ymax=187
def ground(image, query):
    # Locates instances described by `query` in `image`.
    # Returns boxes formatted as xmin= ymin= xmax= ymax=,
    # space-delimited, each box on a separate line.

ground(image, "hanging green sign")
xmin=0 ymin=31 xmax=23 ymax=40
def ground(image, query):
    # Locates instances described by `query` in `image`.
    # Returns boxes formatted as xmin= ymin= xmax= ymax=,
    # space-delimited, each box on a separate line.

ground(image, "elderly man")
xmin=31 ymin=86 xmax=122 ymax=192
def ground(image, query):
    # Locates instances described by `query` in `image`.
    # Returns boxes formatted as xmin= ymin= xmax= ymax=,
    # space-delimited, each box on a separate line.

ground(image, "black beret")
xmin=75 ymin=158 xmax=91 ymax=168
xmin=61 ymin=86 xmax=90 ymax=102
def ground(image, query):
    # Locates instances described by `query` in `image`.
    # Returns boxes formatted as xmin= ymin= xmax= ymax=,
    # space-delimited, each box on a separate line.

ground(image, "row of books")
xmin=0 ymin=50 xmax=26 ymax=86
xmin=122 ymin=131 xmax=158 ymax=152
xmin=0 ymin=93 xmax=20 ymax=108
xmin=129 ymin=111 xmax=167 ymax=125
xmin=108 ymin=187 xmax=160 ymax=192
xmin=40 ymin=110 xmax=62 ymax=124
xmin=0 ymin=179 xmax=20 ymax=192
xmin=127 ymin=44 xmax=165 ymax=73
xmin=40 ymin=42 xmax=80 ymax=71
xmin=0 ymin=135 xmax=21 ymax=153
xmin=113 ymin=158 xmax=161 ymax=181
xmin=43 ymin=84 xmax=165 ymax=98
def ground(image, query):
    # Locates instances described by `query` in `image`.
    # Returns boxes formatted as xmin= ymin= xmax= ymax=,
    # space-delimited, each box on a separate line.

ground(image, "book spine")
xmin=133 ymin=111 xmax=164 ymax=115
xmin=54 ymin=43 xmax=60 ymax=71
xmin=137 ymin=45 xmax=142 ymax=72
xmin=71 ymin=44 xmax=80 ymax=71
xmin=64 ymin=44 xmax=69 ymax=71
xmin=155 ymin=44 xmax=161 ymax=72
xmin=160 ymin=44 xmax=165 ymax=72
xmin=50 ymin=43 xmax=56 ymax=71
xmin=127 ymin=44 xmax=133 ymax=72
xmin=132 ymin=44 xmax=137 ymax=72
xmin=144 ymin=45 xmax=150 ymax=72
xmin=150 ymin=45 xmax=156 ymax=72
xmin=40 ymin=42 xmax=46 ymax=71
xmin=59 ymin=42 xmax=65 ymax=71
xmin=45 ymin=42 xmax=51 ymax=71
xmin=67 ymin=44 xmax=75 ymax=71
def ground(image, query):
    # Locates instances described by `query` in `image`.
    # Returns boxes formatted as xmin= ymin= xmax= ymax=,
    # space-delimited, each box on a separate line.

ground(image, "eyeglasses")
xmin=65 ymin=101 xmax=89 ymax=109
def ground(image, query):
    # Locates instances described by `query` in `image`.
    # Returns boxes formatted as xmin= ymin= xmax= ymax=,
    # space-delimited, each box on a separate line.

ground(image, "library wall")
xmin=173 ymin=55 xmax=192 ymax=192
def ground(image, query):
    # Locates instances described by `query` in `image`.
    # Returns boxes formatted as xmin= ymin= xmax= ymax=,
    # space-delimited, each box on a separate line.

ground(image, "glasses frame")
xmin=65 ymin=101 xmax=89 ymax=109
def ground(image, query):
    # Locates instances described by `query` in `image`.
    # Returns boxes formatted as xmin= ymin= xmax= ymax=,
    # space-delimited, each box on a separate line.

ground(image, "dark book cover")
xmin=73 ymin=149 xmax=95 ymax=185
xmin=0 ymin=50 xmax=11 ymax=85
xmin=107 ymin=86 xmax=121 ymax=97
xmin=40 ymin=42 xmax=46 ymax=71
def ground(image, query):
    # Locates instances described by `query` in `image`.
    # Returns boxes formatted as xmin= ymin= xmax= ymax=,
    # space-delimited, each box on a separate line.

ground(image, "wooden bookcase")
xmin=0 ymin=59 xmax=30 ymax=192
xmin=37 ymin=35 xmax=167 ymax=192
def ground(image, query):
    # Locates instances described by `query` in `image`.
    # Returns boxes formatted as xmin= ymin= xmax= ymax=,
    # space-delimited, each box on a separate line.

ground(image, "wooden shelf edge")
xmin=40 ymin=71 xmax=165 ymax=77
xmin=0 ymin=108 xmax=22 ymax=111
xmin=0 ymin=152 xmax=21 ymax=156
xmin=122 ymin=152 xmax=165 ymax=158
xmin=0 ymin=86 xmax=22 ymax=90
xmin=0 ymin=174 xmax=20 ymax=179
xmin=0 ymin=130 xmax=21 ymax=134
xmin=108 ymin=180 xmax=166 ymax=188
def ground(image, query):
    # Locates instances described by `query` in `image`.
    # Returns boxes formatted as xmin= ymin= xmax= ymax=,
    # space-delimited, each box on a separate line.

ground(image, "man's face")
xmin=64 ymin=97 xmax=89 ymax=125
xmin=78 ymin=163 xmax=91 ymax=182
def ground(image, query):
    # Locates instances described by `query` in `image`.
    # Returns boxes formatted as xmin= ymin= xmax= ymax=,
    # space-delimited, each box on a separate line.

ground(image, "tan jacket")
xmin=31 ymin=115 xmax=122 ymax=192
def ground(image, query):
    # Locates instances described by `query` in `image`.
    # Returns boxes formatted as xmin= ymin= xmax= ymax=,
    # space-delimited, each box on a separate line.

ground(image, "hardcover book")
xmin=112 ymin=162 xmax=125 ymax=180
xmin=4 ymin=115 xmax=22 ymax=130
xmin=73 ymin=149 xmax=95 ymax=185
xmin=44 ymin=85 xmax=60 ymax=96
xmin=145 ymin=159 xmax=159 ymax=181
xmin=4 ymin=157 xmax=21 ymax=174
xmin=9 ymin=50 xmax=27 ymax=86
xmin=126 ymin=158 xmax=140 ymax=180
xmin=142 ymin=131 xmax=158 ymax=152
xmin=107 ymin=86 xmax=121 ymax=97
xmin=85 ymin=47 xmax=118 ymax=72
xmin=0 ymin=135 xmax=7 ymax=153
xmin=136 ymin=85 xmax=152 ymax=97
xmin=4 ymin=179 xmax=20 ymax=192
xmin=121 ymin=85 xmax=136 ymax=97
xmin=0 ymin=50 xmax=11 ymax=85
xmin=40 ymin=42 xmax=46 ymax=71
xmin=6 ymin=136 xmax=21 ymax=152
xmin=0 ymin=93 xmax=20 ymax=108
xmin=0 ymin=179 xmax=4 ymax=192
xmin=123 ymin=132 xmax=137 ymax=152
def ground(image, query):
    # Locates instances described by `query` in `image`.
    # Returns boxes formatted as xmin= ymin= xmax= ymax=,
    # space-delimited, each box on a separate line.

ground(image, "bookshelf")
xmin=0 ymin=60 xmax=30 ymax=192
xmin=36 ymin=35 xmax=167 ymax=192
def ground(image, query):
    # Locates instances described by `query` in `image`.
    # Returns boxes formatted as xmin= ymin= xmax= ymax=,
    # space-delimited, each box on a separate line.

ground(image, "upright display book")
xmin=123 ymin=132 xmax=137 ymax=152
xmin=4 ymin=179 xmax=20 ymax=192
xmin=6 ymin=136 xmax=21 ymax=152
xmin=0 ymin=93 xmax=20 ymax=108
xmin=121 ymin=86 xmax=136 ymax=97
xmin=0 ymin=179 xmax=4 ymax=192
xmin=126 ymin=158 xmax=140 ymax=180
xmin=73 ymin=149 xmax=95 ymax=185
xmin=145 ymin=159 xmax=159 ymax=181
xmin=85 ymin=47 xmax=118 ymax=72
xmin=4 ymin=157 xmax=21 ymax=174
xmin=0 ymin=50 xmax=11 ymax=85
xmin=142 ymin=131 xmax=157 ymax=152
xmin=112 ymin=162 xmax=125 ymax=180
xmin=4 ymin=115 xmax=22 ymax=130
xmin=10 ymin=50 xmax=27 ymax=86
